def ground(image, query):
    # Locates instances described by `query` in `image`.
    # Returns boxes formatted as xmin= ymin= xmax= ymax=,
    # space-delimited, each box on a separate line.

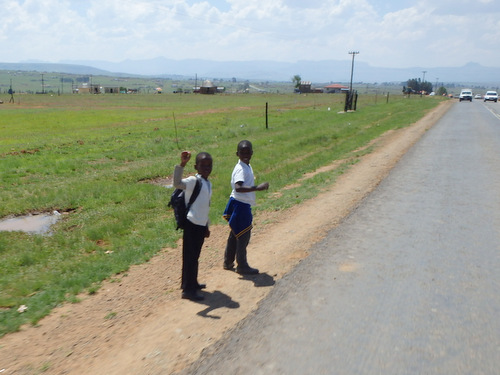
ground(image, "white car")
xmin=484 ymin=91 xmax=498 ymax=102
xmin=459 ymin=89 xmax=473 ymax=102
xmin=474 ymin=94 xmax=482 ymax=99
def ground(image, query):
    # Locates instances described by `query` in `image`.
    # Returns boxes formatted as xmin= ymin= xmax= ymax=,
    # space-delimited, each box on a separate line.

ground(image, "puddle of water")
xmin=143 ymin=176 xmax=173 ymax=188
xmin=0 ymin=212 xmax=62 ymax=235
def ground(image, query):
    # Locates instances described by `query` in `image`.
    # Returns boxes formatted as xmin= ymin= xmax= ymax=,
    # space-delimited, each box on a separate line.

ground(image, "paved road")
xmin=183 ymin=100 xmax=500 ymax=375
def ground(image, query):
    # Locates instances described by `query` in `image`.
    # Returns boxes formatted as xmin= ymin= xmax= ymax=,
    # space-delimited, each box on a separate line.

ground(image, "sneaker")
xmin=236 ymin=266 xmax=259 ymax=275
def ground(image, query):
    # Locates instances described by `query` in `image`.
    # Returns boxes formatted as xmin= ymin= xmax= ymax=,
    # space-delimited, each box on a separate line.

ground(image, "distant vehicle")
xmin=474 ymin=94 xmax=482 ymax=99
xmin=459 ymin=89 xmax=473 ymax=102
xmin=484 ymin=91 xmax=498 ymax=102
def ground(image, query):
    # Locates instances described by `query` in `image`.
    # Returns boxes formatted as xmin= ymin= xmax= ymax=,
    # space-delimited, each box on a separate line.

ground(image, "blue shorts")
xmin=223 ymin=197 xmax=253 ymax=238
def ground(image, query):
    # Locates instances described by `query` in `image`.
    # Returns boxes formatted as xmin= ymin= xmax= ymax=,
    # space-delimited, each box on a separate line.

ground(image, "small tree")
xmin=421 ymin=81 xmax=433 ymax=94
xmin=405 ymin=78 xmax=433 ymax=94
xmin=406 ymin=78 xmax=420 ymax=93
xmin=437 ymin=86 xmax=448 ymax=96
xmin=292 ymin=75 xmax=301 ymax=89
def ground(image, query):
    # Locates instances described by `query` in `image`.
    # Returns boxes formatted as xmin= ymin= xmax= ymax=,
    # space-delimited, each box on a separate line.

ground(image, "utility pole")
xmin=349 ymin=51 xmax=359 ymax=92
xmin=422 ymin=70 xmax=427 ymax=83
xmin=41 ymin=73 xmax=45 ymax=94
xmin=345 ymin=51 xmax=359 ymax=112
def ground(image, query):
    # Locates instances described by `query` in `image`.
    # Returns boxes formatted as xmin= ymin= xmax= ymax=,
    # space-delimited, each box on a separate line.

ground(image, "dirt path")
xmin=0 ymin=100 xmax=452 ymax=375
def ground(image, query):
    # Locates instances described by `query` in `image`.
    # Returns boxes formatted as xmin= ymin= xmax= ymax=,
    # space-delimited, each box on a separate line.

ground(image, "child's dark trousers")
xmin=182 ymin=220 xmax=206 ymax=293
xmin=224 ymin=229 xmax=251 ymax=268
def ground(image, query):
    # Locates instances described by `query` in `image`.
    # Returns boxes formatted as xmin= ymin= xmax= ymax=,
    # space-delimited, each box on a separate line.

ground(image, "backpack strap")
xmin=186 ymin=176 xmax=202 ymax=211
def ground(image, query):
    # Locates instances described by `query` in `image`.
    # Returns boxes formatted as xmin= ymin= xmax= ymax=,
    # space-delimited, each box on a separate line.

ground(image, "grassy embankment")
xmin=0 ymin=92 xmax=446 ymax=336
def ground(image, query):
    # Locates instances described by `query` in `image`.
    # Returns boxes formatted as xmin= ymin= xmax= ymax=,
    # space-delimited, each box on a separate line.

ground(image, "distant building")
xmin=74 ymin=83 xmax=100 ymax=94
xmin=102 ymin=86 xmax=120 ymax=94
xmin=295 ymin=81 xmax=323 ymax=93
xmin=200 ymin=80 xmax=217 ymax=94
xmin=299 ymin=81 xmax=312 ymax=93
xmin=324 ymin=83 xmax=349 ymax=93
xmin=73 ymin=84 xmax=121 ymax=94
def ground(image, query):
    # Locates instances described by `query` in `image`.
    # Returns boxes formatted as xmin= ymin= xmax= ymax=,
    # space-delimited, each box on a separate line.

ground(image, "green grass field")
xmin=0 ymin=91 xmax=445 ymax=336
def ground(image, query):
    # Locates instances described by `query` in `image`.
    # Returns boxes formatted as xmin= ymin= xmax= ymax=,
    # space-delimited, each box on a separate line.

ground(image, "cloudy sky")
xmin=1 ymin=0 xmax=499 ymax=69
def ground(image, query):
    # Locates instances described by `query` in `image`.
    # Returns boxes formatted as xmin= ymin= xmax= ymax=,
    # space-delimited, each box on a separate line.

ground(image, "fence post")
xmin=266 ymin=102 xmax=268 ymax=129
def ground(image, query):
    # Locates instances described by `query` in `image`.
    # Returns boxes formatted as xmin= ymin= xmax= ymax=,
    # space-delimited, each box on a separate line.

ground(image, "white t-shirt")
xmin=183 ymin=175 xmax=211 ymax=226
xmin=230 ymin=160 xmax=256 ymax=206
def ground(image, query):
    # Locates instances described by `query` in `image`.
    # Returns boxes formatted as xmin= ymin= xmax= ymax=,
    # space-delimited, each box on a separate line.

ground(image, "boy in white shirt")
xmin=173 ymin=151 xmax=212 ymax=301
xmin=223 ymin=140 xmax=269 ymax=274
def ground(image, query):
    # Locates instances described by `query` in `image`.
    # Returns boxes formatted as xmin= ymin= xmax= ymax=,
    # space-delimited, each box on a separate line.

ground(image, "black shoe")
xmin=182 ymin=291 xmax=204 ymax=301
xmin=196 ymin=283 xmax=206 ymax=290
xmin=223 ymin=262 xmax=235 ymax=271
xmin=236 ymin=266 xmax=259 ymax=275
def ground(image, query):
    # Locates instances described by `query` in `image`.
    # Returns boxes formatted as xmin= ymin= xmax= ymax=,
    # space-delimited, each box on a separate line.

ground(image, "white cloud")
xmin=0 ymin=0 xmax=499 ymax=68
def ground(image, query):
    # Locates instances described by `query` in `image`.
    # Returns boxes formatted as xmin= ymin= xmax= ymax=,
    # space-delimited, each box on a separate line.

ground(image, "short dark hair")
xmin=237 ymin=140 xmax=252 ymax=152
xmin=196 ymin=152 xmax=212 ymax=164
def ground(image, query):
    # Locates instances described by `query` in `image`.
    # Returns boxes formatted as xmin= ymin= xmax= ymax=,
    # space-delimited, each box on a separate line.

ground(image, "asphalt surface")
xmin=182 ymin=100 xmax=500 ymax=375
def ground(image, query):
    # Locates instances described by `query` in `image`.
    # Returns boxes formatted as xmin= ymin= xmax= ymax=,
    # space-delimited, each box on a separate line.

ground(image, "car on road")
xmin=459 ymin=89 xmax=473 ymax=102
xmin=484 ymin=91 xmax=498 ymax=102
xmin=475 ymin=94 xmax=482 ymax=99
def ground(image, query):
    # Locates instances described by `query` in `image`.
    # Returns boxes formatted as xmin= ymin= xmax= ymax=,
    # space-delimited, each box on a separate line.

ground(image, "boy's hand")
xmin=180 ymin=151 xmax=191 ymax=167
xmin=205 ymin=228 xmax=211 ymax=238
xmin=257 ymin=182 xmax=269 ymax=191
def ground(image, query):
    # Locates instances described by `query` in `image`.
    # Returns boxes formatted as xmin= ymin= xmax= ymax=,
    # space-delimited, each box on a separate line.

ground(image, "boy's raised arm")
xmin=173 ymin=151 xmax=191 ymax=189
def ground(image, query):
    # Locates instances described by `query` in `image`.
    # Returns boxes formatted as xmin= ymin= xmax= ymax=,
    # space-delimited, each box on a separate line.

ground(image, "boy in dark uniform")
xmin=173 ymin=151 xmax=212 ymax=301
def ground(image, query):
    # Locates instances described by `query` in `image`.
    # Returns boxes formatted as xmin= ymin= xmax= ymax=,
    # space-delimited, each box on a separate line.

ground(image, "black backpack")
xmin=168 ymin=177 xmax=202 ymax=230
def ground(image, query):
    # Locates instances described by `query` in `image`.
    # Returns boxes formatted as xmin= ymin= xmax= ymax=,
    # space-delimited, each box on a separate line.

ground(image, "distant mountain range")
xmin=1 ymin=58 xmax=499 ymax=85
